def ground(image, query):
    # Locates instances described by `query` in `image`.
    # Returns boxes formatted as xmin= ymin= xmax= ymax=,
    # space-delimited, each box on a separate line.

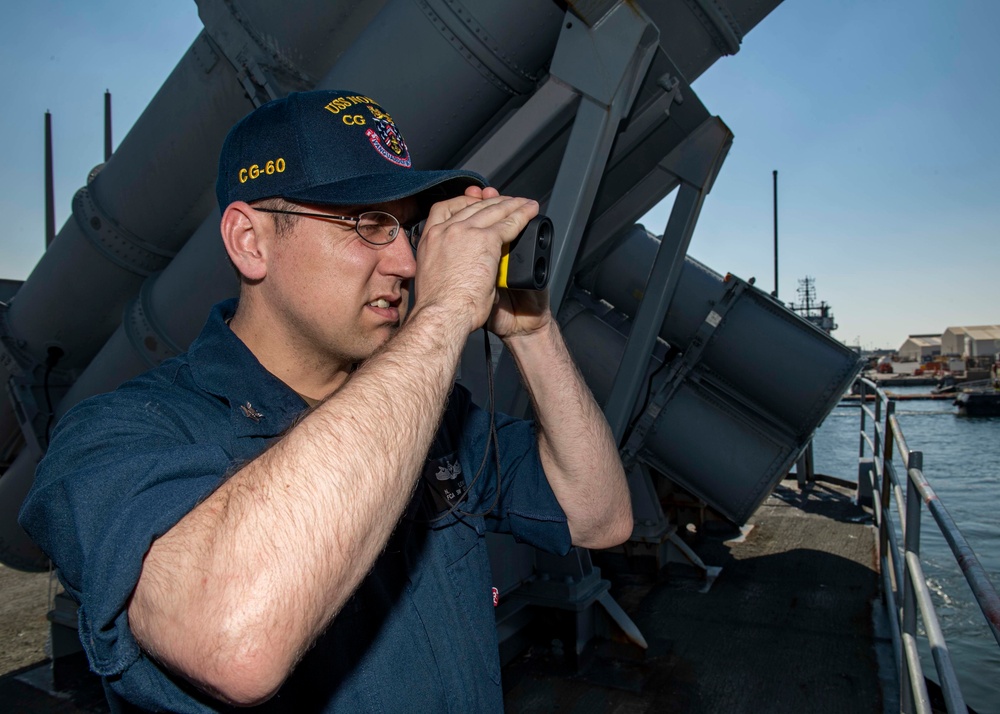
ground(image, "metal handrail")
xmin=856 ymin=377 xmax=1000 ymax=714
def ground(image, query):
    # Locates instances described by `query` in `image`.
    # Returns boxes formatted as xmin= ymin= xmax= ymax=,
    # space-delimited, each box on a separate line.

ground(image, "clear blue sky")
xmin=641 ymin=0 xmax=1000 ymax=351
xmin=2 ymin=1 xmax=998 ymax=351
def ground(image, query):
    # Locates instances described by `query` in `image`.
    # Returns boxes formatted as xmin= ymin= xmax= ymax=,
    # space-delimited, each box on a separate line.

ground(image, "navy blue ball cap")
xmin=216 ymin=90 xmax=486 ymax=211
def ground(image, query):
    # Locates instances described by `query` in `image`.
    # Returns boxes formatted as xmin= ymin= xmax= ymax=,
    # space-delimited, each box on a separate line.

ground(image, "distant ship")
xmin=788 ymin=275 xmax=837 ymax=335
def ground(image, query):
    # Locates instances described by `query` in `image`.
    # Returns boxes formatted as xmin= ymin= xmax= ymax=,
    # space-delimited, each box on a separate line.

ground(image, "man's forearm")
xmin=129 ymin=305 xmax=465 ymax=705
xmin=502 ymin=320 xmax=632 ymax=550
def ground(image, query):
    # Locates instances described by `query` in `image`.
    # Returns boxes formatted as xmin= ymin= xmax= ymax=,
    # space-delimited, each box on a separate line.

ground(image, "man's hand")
xmin=462 ymin=186 xmax=553 ymax=341
xmin=449 ymin=189 xmax=630 ymax=551
xmin=411 ymin=186 xmax=539 ymax=337
xmin=489 ymin=286 xmax=552 ymax=341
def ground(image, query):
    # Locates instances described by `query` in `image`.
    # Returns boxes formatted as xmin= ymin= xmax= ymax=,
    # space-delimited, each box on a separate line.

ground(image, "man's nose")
xmin=380 ymin=232 xmax=417 ymax=279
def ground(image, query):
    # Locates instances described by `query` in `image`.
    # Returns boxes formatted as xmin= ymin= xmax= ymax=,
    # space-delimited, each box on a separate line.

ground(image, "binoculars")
xmin=410 ymin=215 xmax=552 ymax=291
xmin=497 ymin=216 xmax=552 ymax=291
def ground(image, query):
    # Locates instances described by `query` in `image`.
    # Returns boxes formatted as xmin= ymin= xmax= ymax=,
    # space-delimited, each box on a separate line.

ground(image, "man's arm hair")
xmin=502 ymin=320 xmax=633 ymax=550
xmin=128 ymin=304 xmax=465 ymax=706
xmin=128 ymin=190 xmax=539 ymax=706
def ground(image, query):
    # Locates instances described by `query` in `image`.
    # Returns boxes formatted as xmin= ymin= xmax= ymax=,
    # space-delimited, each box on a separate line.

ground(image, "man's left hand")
xmin=489 ymin=286 xmax=552 ymax=341
xmin=456 ymin=185 xmax=553 ymax=340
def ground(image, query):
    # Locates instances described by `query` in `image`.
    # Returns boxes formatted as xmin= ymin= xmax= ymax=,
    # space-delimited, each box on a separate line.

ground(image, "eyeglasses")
xmin=253 ymin=207 xmax=423 ymax=248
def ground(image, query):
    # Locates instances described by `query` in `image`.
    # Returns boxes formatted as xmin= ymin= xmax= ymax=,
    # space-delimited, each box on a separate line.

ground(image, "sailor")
xmin=18 ymin=89 xmax=631 ymax=712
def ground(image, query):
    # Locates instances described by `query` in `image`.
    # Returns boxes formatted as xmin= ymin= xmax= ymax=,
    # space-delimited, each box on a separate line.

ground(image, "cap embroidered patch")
xmin=365 ymin=105 xmax=411 ymax=167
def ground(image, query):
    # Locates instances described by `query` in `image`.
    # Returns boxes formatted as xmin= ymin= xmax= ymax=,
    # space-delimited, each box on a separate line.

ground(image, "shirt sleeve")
xmin=449 ymin=385 xmax=572 ymax=556
xmin=18 ymin=390 xmax=233 ymax=682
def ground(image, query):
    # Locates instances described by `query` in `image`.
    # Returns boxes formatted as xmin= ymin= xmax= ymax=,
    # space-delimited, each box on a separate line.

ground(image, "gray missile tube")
xmin=2 ymin=0 xmax=790 ymax=569
xmin=54 ymin=0 xmax=568 ymax=415
xmin=0 ymin=1 xmax=385 ymax=444
xmin=0 ymin=0 xmax=567 ymax=569
xmin=0 ymin=0 xmax=389 ymax=570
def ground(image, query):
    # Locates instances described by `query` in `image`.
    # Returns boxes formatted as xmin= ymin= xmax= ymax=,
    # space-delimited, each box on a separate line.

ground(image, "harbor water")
xmin=812 ymin=387 xmax=1000 ymax=713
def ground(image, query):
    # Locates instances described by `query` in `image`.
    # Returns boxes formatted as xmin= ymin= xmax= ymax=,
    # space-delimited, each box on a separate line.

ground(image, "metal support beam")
xmin=796 ymin=442 xmax=815 ymax=489
xmin=491 ymin=2 xmax=657 ymax=418
xmin=482 ymin=8 xmax=662 ymax=660
xmin=602 ymin=182 xmax=700 ymax=441
xmin=461 ymin=79 xmax=580 ymax=189
xmin=544 ymin=4 xmax=659 ymax=314
xmin=600 ymin=117 xmax=730 ymax=442
xmin=576 ymin=114 xmax=731 ymax=275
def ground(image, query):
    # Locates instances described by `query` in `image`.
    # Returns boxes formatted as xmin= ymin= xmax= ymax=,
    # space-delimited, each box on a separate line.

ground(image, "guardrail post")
xmin=873 ymin=392 xmax=883 ymax=477
xmin=857 ymin=380 xmax=874 ymax=505
xmin=901 ymin=450 xmax=923 ymax=714
xmin=857 ymin=380 xmax=867 ymax=483
xmin=882 ymin=399 xmax=896 ymax=465
xmin=879 ymin=401 xmax=895 ymax=580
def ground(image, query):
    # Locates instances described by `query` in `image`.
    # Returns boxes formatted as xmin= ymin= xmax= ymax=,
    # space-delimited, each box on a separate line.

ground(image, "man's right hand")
xmin=411 ymin=186 xmax=539 ymax=336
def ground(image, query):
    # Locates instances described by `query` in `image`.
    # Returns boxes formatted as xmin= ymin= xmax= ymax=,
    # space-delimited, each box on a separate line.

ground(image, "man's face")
xmin=257 ymin=197 xmax=419 ymax=372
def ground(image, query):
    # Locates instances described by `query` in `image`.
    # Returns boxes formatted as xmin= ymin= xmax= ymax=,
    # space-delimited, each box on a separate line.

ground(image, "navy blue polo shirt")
xmin=20 ymin=299 xmax=571 ymax=713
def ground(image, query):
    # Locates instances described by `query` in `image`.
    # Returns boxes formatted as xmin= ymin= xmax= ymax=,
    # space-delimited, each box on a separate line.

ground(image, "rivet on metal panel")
xmin=686 ymin=0 xmax=743 ymax=56
xmin=191 ymin=32 xmax=220 ymax=75
xmin=73 ymin=188 xmax=175 ymax=277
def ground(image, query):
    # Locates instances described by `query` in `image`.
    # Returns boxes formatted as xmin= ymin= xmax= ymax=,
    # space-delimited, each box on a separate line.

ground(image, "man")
xmin=20 ymin=89 xmax=631 ymax=712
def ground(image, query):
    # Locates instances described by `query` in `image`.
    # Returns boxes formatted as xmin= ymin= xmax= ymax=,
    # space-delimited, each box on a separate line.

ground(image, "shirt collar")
xmin=186 ymin=299 xmax=308 ymax=438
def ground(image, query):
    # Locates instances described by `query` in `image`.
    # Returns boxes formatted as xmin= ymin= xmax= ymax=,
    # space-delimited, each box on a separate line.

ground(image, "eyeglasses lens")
xmin=356 ymin=211 xmax=399 ymax=245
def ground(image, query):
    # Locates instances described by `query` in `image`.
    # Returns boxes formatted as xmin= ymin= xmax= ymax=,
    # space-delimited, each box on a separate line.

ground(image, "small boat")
xmin=954 ymin=365 xmax=1000 ymax=416
xmin=955 ymin=388 xmax=1000 ymax=416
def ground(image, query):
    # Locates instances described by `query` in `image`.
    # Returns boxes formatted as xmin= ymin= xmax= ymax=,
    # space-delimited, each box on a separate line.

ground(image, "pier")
xmin=842 ymin=392 xmax=954 ymax=402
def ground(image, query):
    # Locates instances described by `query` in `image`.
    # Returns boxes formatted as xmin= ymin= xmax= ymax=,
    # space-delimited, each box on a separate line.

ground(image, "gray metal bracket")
xmin=687 ymin=0 xmax=744 ymax=56
xmin=197 ymin=0 xmax=316 ymax=107
xmin=665 ymin=531 xmax=722 ymax=592
xmin=545 ymin=4 xmax=660 ymax=312
xmin=600 ymin=117 xmax=733 ymax=443
xmin=0 ymin=303 xmax=28 ymax=380
xmin=611 ymin=463 xmax=722 ymax=589
xmin=72 ymin=188 xmax=176 ymax=278
xmin=619 ymin=276 xmax=747 ymax=470
xmin=0 ymin=305 xmax=74 ymax=454
xmin=6 ymin=364 xmax=73 ymax=456
xmin=577 ymin=114 xmax=732 ymax=276
xmin=627 ymin=462 xmax=671 ymax=543
xmin=513 ymin=548 xmax=648 ymax=654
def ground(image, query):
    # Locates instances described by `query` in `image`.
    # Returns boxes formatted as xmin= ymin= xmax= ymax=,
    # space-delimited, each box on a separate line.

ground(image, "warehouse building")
xmin=941 ymin=325 xmax=1000 ymax=358
xmin=897 ymin=334 xmax=942 ymax=362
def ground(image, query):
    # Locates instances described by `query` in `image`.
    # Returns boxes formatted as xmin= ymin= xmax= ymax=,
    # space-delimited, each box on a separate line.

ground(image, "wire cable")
xmin=43 ymin=346 xmax=64 ymax=446
xmin=418 ymin=326 xmax=502 ymax=523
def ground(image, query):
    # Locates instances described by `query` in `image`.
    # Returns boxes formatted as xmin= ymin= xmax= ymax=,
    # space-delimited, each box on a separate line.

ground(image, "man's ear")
xmin=221 ymin=202 xmax=268 ymax=281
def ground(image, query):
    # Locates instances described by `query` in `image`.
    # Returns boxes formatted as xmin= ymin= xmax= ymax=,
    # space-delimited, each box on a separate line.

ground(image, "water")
xmin=811 ymin=387 xmax=1000 ymax=713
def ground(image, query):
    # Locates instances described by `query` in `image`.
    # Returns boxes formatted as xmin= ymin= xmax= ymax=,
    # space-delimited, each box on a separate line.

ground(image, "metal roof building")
xmin=941 ymin=325 xmax=1000 ymax=357
xmin=897 ymin=334 xmax=941 ymax=362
